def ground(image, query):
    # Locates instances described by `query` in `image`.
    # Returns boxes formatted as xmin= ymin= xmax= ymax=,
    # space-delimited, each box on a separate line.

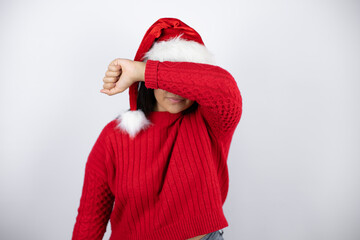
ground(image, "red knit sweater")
xmin=72 ymin=60 xmax=243 ymax=240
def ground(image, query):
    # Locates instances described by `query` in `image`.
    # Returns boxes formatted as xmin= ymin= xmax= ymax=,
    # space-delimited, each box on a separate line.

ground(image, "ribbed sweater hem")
xmin=109 ymin=207 xmax=228 ymax=240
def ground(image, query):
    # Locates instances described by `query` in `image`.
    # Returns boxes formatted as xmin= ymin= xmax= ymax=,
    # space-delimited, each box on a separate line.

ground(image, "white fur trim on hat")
xmin=115 ymin=109 xmax=153 ymax=139
xmin=143 ymin=34 xmax=216 ymax=65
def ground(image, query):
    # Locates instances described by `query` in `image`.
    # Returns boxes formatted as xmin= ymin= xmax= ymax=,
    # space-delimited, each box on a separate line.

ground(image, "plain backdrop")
xmin=0 ymin=0 xmax=359 ymax=239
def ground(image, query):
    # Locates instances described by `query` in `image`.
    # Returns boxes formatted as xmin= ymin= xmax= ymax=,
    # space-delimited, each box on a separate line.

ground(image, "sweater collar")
xmin=147 ymin=110 xmax=183 ymax=126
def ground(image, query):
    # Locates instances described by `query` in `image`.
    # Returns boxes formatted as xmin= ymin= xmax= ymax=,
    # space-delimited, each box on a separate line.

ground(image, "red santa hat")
xmin=116 ymin=17 xmax=215 ymax=138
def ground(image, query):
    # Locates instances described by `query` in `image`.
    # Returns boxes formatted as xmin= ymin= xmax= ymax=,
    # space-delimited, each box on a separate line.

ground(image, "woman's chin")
xmin=163 ymin=105 xmax=185 ymax=113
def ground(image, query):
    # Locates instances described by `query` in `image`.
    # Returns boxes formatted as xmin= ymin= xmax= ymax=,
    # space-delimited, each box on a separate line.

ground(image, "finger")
xmin=108 ymin=87 xmax=120 ymax=96
xmin=103 ymin=77 xmax=118 ymax=83
xmin=100 ymin=87 xmax=123 ymax=96
xmin=103 ymin=82 xmax=116 ymax=89
xmin=100 ymin=89 xmax=114 ymax=95
xmin=105 ymin=71 xmax=120 ymax=77
xmin=109 ymin=58 xmax=125 ymax=66
xmin=108 ymin=65 xmax=122 ymax=71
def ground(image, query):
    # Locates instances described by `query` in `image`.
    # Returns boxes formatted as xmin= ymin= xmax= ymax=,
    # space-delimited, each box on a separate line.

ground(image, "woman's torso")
xmin=107 ymin=110 xmax=229 ymax=239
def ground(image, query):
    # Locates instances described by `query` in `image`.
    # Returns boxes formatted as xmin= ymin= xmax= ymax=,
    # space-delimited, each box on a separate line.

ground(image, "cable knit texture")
xmin=72 ymin=60 xmax=243 ymax=240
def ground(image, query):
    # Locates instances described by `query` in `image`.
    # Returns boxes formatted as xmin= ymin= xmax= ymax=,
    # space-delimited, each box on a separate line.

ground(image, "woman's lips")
xmin=167 ymin=97 xmax=184 ymax=103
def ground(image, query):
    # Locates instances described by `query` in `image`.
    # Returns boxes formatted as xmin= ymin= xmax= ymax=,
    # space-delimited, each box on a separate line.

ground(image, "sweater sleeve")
xmin=72 ymin=124 xmax=115 ymax=240
xmin=144 ymin=60 xmax=243 ymax=140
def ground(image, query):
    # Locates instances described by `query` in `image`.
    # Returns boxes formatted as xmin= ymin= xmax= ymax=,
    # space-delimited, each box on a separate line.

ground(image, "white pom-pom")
xmin=115 ymin=109 xmax=152 ymax=138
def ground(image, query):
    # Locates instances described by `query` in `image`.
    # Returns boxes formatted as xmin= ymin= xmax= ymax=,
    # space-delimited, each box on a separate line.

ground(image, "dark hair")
xmin=136 ymin=81 xmax=198 ymax=117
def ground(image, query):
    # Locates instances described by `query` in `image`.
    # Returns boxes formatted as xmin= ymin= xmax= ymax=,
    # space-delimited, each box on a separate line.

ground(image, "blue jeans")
xmin=199 ymin=229 xmax=224 ymax=240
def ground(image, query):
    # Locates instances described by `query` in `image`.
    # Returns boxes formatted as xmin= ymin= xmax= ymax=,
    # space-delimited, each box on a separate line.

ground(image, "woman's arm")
xmin=143 ymin=60 xmax=243 ymax=141
xmin=72 ymin=124 xmax=115 ymax=240
xmin=100 ymin=58 xmax=243 ymax=141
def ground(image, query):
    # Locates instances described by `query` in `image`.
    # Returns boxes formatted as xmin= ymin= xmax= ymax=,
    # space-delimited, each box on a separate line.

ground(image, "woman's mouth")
xmin=167 ymin=97 xmax=184 ymax=103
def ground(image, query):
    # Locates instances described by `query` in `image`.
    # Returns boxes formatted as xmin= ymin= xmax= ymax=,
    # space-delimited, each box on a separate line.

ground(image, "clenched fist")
xmin=100 ymin=58 xmax=146 ymax=96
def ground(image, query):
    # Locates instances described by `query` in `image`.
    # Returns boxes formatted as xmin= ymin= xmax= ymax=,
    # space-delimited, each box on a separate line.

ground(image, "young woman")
xmin=72 ymin=17 xmax=242 ymax=240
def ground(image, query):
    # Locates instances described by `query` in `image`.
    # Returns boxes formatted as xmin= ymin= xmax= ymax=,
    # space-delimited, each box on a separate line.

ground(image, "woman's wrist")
xmin=134 ymin=61 xmax=146 ymax=82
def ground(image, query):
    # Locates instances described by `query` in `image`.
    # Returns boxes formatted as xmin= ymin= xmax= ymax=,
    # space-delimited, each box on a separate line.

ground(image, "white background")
xmin=0 ymin=0 xmax=359 ymax=239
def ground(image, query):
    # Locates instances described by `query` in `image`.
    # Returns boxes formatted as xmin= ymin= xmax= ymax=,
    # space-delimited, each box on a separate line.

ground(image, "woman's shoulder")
xmin=93 ymin=118 xmax=119 ymax=143
xmin=101 ymin=118 xmax=121 ymax=137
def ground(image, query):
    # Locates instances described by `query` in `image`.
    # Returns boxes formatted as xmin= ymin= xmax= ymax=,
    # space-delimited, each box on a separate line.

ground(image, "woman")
xmin=72 ymin=18 xmax=242 ymax=240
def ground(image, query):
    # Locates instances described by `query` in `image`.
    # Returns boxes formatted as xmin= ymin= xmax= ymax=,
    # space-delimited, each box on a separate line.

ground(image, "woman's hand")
xmin=100 ymin=58 xmax=146 ymax=96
